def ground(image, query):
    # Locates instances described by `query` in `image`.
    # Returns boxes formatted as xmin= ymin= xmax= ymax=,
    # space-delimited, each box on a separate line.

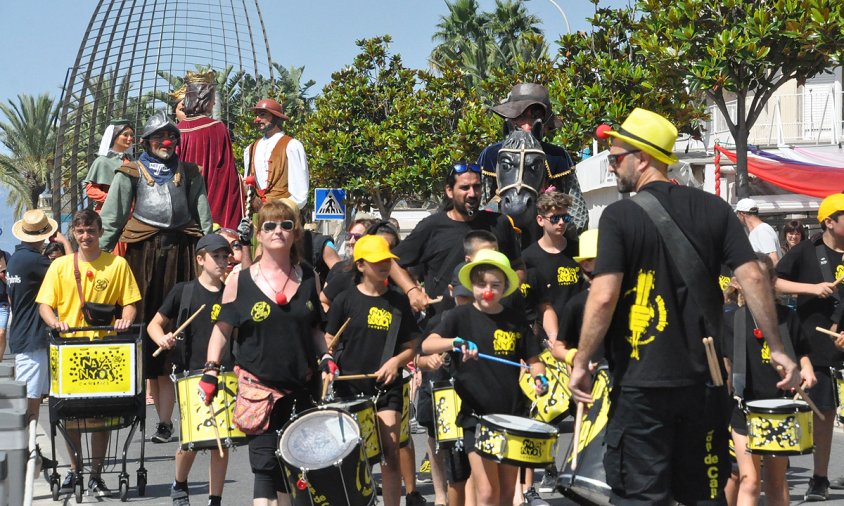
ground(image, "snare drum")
xmin=431 ymin=380 xmax=463 ymax=449
xmin=520 ymin=349 xmax=571 ymax=423
xmin=745 ymin=399 xmax=813 ymax=455
xmin=399 ymin=369 xmax=411 ymax=447
xmin=277 ymin=407 xmax=376 ymax=506
xmin=323 ymin=397 xmax=382 ymax=465
xmin=474 ymin=414 xmax=558 ymax=466
xmin=174 ymin=370 xmax=246 ymax=451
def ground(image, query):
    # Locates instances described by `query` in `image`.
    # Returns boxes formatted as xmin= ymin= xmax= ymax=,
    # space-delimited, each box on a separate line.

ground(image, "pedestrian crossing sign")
xmin=314 ymin=188 xmax=346 ymax=220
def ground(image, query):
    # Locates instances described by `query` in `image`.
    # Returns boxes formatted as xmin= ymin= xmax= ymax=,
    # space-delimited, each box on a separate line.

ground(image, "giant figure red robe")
xmin=177 ymin=116 xmax=242 ymax=229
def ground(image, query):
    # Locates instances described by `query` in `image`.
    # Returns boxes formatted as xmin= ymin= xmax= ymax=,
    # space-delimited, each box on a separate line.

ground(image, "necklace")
xmin=258 ymin=263 xmax=295 ymax=305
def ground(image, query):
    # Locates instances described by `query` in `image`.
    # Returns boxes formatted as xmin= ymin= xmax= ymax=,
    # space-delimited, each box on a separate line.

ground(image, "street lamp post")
xmin=545 ymin=0 xmax=572 ymax=34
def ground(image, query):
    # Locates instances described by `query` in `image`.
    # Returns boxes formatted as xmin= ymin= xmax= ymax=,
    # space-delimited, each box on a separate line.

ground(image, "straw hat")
xmin=573 ymin=229 xmax=599 ymax=263
xmin=12 ymin=210 xmax=58 ymax=243
xmin=459 ymin=249 xmax=520 ymax=297
xmin=596 ymin=108 xmax=679 ymax=165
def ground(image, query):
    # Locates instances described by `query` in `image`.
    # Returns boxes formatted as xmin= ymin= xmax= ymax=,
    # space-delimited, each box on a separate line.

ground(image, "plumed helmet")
xmin=253 ymin=98 xmax=289 ymax=120
xmin=141 ymin=110 xmax=180 ymax=141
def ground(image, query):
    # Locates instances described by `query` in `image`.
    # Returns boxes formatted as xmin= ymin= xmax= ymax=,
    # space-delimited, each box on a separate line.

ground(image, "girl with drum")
xmin=321 ymin=234 xmax=421 ymax=506
xmin=200 ymin=200 xmax=325 ymax=506
xmin=724 ymin=253 xmax=815 ymax=506
xmin=422 ymin=249 xmax=547 ymax=506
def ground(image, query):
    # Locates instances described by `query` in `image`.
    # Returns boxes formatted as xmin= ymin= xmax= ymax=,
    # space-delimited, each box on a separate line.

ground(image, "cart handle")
xmin=61 ymin=323 xmax=144 ymax=333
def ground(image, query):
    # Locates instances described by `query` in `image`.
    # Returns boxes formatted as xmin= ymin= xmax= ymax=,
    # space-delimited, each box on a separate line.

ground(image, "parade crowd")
xmin=3 ymin=75 xmax=844 ymax=506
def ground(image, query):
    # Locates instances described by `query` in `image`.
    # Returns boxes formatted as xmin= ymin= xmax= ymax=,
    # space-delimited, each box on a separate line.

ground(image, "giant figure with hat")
xmin=177 ymin=70 xmax=243 ymax=230
xmin=99 ymin=110 xmax=213 ymax=433
xmin=242 ymin=98 xmax=309 ymax=212
xmin=478 ymin=83 xmax=588 ymax=247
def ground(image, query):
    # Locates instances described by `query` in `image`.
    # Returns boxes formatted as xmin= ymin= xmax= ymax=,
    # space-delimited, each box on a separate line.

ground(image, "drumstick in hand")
xmin=571 ymin=401 xmax=585 ymax=471
xmin=153 ymin=304 xmax=206 ymax=357
xmin=777 ymin=365 xmax=825 ymax=421
xmin=335 ymin=373 xmax=378 ymax=381
xmin=833 ymin=274 xmax=844 ymax=288
xmin=327 ymin=317 xmax=352 ymax=352
xmin=207 ymin=404 xmax=225 ymax=458
xmin=816 ymin=326 xmax=841 ymax=340
xmin=321 ymin=375 xmax=331 ymax=401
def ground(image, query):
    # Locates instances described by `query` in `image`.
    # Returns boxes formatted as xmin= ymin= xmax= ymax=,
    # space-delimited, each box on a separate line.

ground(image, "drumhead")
xmin=480 ymin=414 xmax=557 ymax=434
xmin=746 ymin=399 xmax=810 ymax=413
xmin=323 ymin=397 xmax=372 ymax=413
xmin=279 ymin=408 xmax=361 ymax=469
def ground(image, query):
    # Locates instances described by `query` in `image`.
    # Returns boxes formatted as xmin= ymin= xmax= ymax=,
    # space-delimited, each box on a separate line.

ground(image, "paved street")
xmin=28 ymin=404 xmax=844 ymax=504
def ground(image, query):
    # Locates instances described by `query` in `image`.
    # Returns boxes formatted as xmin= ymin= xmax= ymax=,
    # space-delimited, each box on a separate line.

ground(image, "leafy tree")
xmin=637 ymin=0 xmax=844 ymax=197
xmin=301 ymin=36 xmax=498 ymax=218
xmin=0 ymin=94 xmax=59 ymax=214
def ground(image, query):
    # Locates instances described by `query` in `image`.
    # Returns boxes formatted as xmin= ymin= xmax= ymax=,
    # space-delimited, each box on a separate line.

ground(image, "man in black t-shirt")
xmin=391 ymin=163 xmax=522 ymax=317
xmin=568 ymin=108 xmax=799 ymax=505
xmin=776 ymin=192 xmax=844 ymax=500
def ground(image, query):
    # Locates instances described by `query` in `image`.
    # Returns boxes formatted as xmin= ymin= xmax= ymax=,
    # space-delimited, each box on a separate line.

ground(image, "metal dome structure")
xmin=51 ymin=0 xmax=274 ymax=221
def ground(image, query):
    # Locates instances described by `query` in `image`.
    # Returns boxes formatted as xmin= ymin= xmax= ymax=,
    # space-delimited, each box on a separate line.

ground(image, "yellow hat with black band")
xmin=596 ymin=108 xmax=679 ymax=165
xmin=818 ymin=193 xmax=844 ymax=223
xmin=459 ymin=249 xmax=520 ymax=298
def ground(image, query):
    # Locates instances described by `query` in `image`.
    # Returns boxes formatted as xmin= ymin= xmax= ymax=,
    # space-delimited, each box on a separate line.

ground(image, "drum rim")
xmin=431 ymin=380 xmax=456 ymax=389
xmin=321 ymin=397 xmax=374 ymax=412
xmin=477 ymin=414 xmax=558 ymax=437
xmin=745 ymin=399 xmax=811 ymax=414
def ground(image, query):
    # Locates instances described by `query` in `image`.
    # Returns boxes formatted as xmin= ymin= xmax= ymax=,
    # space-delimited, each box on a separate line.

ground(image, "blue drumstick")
xmin=452 ymin=347 xmax=530 ymax=369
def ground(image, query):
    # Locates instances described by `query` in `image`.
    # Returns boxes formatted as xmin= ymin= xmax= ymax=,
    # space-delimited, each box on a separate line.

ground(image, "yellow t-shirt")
xmin=36 ymin=252 xmax=142 ymax=338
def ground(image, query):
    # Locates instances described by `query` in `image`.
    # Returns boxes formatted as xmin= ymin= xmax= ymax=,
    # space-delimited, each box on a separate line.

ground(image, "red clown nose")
xmin=244 ymin=176 xmax=256 ymax=187
xmin=482 ymin=291 xmax=495 ymax=302
xmin=161 ymin=139 xmax=173 ymax=148
xmin=595 ymin=124 xmax=612 ymax=140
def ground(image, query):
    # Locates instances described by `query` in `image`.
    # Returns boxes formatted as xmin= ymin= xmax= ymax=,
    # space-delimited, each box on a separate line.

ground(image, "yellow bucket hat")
xmin=818 ymin=193 xmax=844 ymax=223
xmin=459 ymin=249 xmax=520 ymax=297
xmin=573 ymin=229 xmax=599 ymax=262
xmin=354 ymin=234 xmax=399 ymax=263
xmin=596 ymin=108 xmax=679 ymax=165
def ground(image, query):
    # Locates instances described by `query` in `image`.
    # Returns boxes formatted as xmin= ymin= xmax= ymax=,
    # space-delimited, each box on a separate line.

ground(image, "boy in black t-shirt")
xmin=147 ymin=234 xmax=232 ymax=506
xmin=422 ymin=249 xmax=547 ymax=505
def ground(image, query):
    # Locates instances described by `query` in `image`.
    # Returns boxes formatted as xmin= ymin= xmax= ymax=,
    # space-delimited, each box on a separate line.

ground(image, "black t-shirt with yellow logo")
xmin=432 ymin=303 xmax=541 ymax=425
xmin=326 ymin=287 xmax=420 ymax=397
xmin=594 ymin=182 xmax=755 ymax=388
xmin=158 ymin=280 xmax=230 ymax=372
xmin=776 ymin=236 xmax=844 ymax=367
xmin=217 ymin=267 xmax=323 ymax=392
xmin=522 ymin=241 xmax=584 ymax=324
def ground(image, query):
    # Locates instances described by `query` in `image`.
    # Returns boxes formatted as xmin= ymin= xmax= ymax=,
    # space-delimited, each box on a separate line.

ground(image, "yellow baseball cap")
xmin=573 ymin=229 xmax=599 ymax=262
xmin=596 ymin=108 xmax=679 ymax=165
xmin=459 ymin=249 xmax=520 ymax=297
xmin=353 ymin=234 xmax=399 ymax=263
xmin=818 ymin=193 xmax=844 ymax=222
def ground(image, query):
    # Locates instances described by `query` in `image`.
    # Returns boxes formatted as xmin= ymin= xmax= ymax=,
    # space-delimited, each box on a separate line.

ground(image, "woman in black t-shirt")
xmin=323 ymin=234 xmax=420 ymax=506
xmin=201 ymin=200 xmax=325 ymax=504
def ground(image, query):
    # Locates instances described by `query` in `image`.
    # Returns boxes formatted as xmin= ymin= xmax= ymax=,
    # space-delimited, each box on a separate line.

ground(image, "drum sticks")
xmin=702 ymin=337 xmax=723 ymax=386
xmin=334 ymin=374 xmax=378 ymax=381
xmin=207 ymin=404 xmax=225 ymax=458
xmin=327 ymin=317 xmax=352 ymax=351
xmin=152 ymin=304 xmax=206 ymax=357
xmin=817 ymin=326 xmax=842 ymax=340
xmin=452 ymin=348 xmax=531 ymax=370
xmin=571 ymin=401 xmax=585 ymax=471
xmin=777 ymin=365 xmax=825 ymax=421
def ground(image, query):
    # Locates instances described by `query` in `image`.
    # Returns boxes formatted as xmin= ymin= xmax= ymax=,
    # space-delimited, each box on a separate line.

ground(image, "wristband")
xmin=203 ymin=361 xmax=221 ymax=372
xmin=406 ymin=286 xmax=420 ymax=296
xmin=564 ymin=348 xmax=578 ymax=366
xmin=453 ymin=337 xmax=478 ymax=352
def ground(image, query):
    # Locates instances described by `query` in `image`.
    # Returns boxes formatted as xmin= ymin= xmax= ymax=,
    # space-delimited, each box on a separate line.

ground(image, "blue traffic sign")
xmin=314 ymin=188 xmax=346 ymax=220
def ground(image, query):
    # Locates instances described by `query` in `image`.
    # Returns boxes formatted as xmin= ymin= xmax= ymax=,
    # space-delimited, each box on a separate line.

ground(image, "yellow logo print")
xmin=251 ymin=301 xmax=271 ymax=322
xmin=624 ymin=270 xmax=668 ymax=360
xmin=520 ymin=282 xmax=531 ymax=298
xmin=557 ymin=266 xmax=580 ymax=285
xmin=367 ymin=307 xmax=392 ymax=330
xmin=760 ymin=341 xmax=770 ymax=364
xmin=837 ymin=264 xmax=844 ymax=281
xmin=493 ymin=329 xmax=520 ymax=355
xmin=719 ymin=275 xmax=731 ymax=292
xmin=210 ymin=304 xmax=221 ymax=322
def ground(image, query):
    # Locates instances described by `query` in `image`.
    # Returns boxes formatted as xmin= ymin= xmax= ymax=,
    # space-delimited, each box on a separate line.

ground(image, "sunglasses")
xmin=261 ymin=220 xmax=295 ymax=233
xmin=607 ymin=150 xmax=641 ymax=167
xmin=347 ymin=232 xmax=364 ymax=241
xmin=229 ymin=241 xmax=242 ymax=250
xmin=449 ymin=163 xmax=481 ymax=176
xmin=543 ymin=213 xmax=573 ymax=225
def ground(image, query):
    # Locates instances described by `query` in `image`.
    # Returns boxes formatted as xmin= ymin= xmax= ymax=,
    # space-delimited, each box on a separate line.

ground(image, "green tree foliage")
xmin=0 ymin=94 xmax=59 ymax=214
xmin=301 ymin=36 xmax=498 ymax=218
xmin=637 ymin=0 xmax=844 ymax=197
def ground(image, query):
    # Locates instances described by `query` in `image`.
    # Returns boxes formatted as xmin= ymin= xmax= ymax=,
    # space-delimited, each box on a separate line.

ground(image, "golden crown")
xmin=168 ymin=85 xmax=186 ymax=102
xmin=185 ymin=70 xmax=217 ymax=85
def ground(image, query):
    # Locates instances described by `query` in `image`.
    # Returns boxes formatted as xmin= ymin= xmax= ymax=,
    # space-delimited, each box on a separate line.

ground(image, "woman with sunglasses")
xmin=343 ymin=218 xmax=376 ymax=259
xmin=201 ymin=200 xmax=325 ymax=505
xmin=322 ymin=234 xmax=422 ymax=506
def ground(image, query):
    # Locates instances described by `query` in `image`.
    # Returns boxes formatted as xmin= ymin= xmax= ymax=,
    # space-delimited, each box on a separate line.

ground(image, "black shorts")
xmin=730 ymin=404 xmax=748 ymax=437
xmin=415 ymin=384 xmax=436 ymax=438
xmin=604 ymin=384 xmax=731 ymax=506
xmin=144 ymin=333 xmax=173 ymax=379
xmin=807 ymin=366 xmax=836 ymax=412
xmin=375 ymin=381 xmax=404 ymax=413
xmin=444 ymin=444 xmax=471 ymax=483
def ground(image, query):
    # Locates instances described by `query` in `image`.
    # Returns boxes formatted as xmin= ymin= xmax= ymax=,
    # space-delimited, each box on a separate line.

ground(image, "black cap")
xmin=196 ymin=234 xmax=232 ymax=254
xmin=451 ymin=262 xmax=472 ymax=298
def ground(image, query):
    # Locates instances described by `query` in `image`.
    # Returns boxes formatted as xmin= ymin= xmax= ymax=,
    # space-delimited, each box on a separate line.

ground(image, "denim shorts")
xmin=15 ymin=349 xmax=50 ymax=398
xmin=0 ymin=303 xmax=9 ymax=330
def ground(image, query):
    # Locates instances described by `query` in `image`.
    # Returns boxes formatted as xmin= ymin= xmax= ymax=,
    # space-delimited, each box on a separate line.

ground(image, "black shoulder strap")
xmin=380 ymin=307 xmax=402 ymax=367
xmin=631 ymin=191 xmax=722 ymax=336
xmin=177 ymin=280 xmax=195 ymax=328
xmin=815 ymin=242 xmax=844 ymax=326
xmin=732 ymin=307 xmax=747 ymax=399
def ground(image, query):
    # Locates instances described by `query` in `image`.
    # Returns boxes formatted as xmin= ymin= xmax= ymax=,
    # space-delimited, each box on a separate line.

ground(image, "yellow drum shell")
xmin=475 ymin=414 xmax=558 ymax=466
xmin=831 ymin=366 xmax=844 ymax=424
xmin=323 ymin=397 xmax=382 ymax=466
xmin=520 ymin=349 xmax=571 ymax=423
xmin=49 ymin=338 xmax=142 ymax=398
xmin=746 ymin=399 xmax=813 ymax=456
xmin=432 ymin=381 xmax=463 ymax=448
xmin=400 ymin=369 xmax=411 ymax=447
xmin=175 ymin=371 xmax=247 ymax=451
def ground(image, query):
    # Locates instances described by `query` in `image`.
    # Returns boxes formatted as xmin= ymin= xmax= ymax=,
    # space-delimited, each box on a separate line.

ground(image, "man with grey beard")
xmin=100 ymin=110 xmax=213 ymax=444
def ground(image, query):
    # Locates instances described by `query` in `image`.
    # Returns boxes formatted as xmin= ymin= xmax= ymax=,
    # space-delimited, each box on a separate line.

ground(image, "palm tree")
xmin=0 ymin=94 xmax=59 ymax=215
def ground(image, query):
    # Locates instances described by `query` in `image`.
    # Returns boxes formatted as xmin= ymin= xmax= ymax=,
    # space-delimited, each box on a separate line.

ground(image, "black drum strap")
xmin=380 ymin=307 xmax=402 ymax=367
xmin=815 ymin=243 xmax=844 ymax=328
xmin=176 ymin=280 xmax=196 ymax=367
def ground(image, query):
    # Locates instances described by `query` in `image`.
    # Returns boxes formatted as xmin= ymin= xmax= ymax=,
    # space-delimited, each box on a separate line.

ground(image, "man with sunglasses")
xmin=391 ymin=162 xmax=522 ymax=315
xmin=100 ymin=110 xmax=213 ymax=445
xmin=567 ymin=108 xmax=799 ymax=505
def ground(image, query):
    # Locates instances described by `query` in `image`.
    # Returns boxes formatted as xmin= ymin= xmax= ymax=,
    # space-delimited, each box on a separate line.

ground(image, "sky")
xmin=0 ymin=0 xmax=626 ymax=252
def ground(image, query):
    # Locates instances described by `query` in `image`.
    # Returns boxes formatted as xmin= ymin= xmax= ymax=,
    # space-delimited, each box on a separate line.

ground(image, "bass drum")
xmin=277 ymin=407 xmax=376 ymax=506
xmin=432 ymin=379 xmax=463 ymax=450
xmin=323 ymin=397 xmax=382 ymax=465
xmin=174 ymin=370 xmax=246 ymax=451
xmin=559 ymin=366 xmax=613 ymax=506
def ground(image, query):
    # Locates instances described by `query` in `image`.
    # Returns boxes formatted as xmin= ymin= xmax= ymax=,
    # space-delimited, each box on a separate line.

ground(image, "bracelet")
xmin=203 ymin=361 xmax=221 ymax=372
xmin=564 ymin=348 xmax=578 ymax=366
xmin=405 ymin=286 xmax=420 ymax=295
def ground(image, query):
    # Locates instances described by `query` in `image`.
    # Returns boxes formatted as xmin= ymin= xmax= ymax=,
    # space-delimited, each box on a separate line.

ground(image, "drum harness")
xmin=815 ymin=242 xmax=844 ymax=333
